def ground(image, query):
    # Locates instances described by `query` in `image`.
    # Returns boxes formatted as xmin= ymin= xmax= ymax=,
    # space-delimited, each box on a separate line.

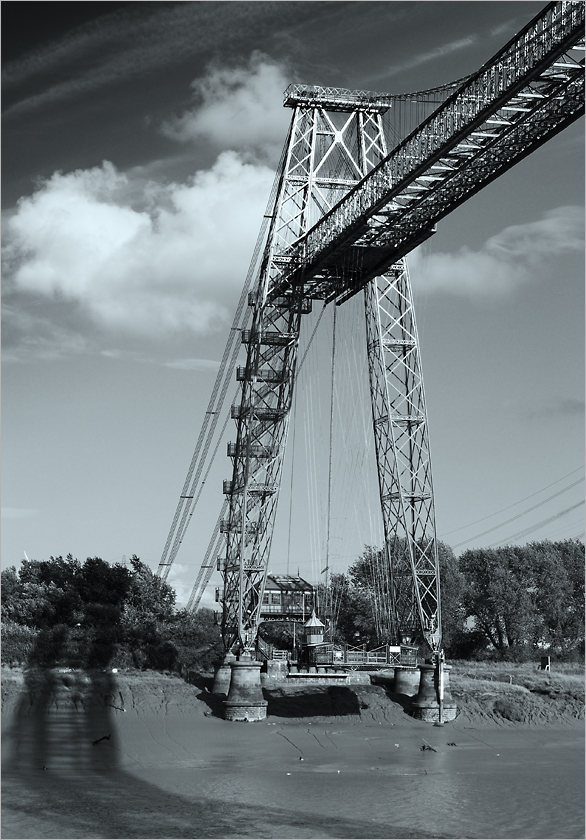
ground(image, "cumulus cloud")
xmin=162 ymin=52 xmax=291 ymax=163
xmin=165 ymin=562 xmax=198 ymax=608
xmin=3 ymin=153 xmax=274 ymax=355
xmin=410 ymin=206 xmax=584 ymax=296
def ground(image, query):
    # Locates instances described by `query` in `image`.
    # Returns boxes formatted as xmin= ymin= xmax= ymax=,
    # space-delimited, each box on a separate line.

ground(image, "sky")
xmin=2 ymin=1 xmax=584 ymax=609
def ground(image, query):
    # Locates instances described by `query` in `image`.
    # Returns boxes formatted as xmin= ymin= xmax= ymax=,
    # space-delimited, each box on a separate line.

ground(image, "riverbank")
xmin=2 ymin=666 xmax=584 ymax=838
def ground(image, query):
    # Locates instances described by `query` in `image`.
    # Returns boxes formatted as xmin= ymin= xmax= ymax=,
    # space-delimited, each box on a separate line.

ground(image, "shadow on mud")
xmin=370 ymin=674 xmax=416 ymax=714
xmin=193 ymin=686 xmax=227 ymax=718
xmin=189 ymin=683 xmax=364 ymax=721
xmin=263 ymin=685 xmax=362 ymax=717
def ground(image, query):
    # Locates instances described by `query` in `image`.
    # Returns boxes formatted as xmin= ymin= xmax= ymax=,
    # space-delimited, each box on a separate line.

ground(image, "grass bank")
xmin=448 ymin=659 xmax=584 ymax=725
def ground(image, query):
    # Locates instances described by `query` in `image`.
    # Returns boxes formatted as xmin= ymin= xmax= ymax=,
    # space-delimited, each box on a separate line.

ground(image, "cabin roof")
xmin=265 ymin=574 xmax=313 ymax=593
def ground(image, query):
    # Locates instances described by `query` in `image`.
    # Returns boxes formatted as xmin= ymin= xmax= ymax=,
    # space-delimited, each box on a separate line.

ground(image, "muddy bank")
xmin=2 ymin=665 xmax=583 ymax=728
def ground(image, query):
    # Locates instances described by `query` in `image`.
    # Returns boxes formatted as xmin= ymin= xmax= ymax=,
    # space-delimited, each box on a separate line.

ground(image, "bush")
xmin=145 ymin=640 xmax=179 ymax=671
xmin=1 ymin=621 xmax=38 ymax=665
xmin=444 ymin=628 xmax=487 ymax=659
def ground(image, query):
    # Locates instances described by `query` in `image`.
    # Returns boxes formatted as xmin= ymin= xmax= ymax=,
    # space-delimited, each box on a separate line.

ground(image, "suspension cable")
xmin=324 ymin=301 xmax=337 ymax=624
xmin=158 ymin=137 xmax=292 ymax=581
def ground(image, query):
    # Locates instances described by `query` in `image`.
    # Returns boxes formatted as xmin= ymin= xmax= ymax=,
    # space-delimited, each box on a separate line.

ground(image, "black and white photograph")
xmin=2 ymin=2 xmax=584 ymax=838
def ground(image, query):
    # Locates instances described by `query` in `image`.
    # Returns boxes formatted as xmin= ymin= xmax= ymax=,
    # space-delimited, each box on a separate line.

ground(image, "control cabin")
xmin=260 ymin=575 xmax=314 ymax=621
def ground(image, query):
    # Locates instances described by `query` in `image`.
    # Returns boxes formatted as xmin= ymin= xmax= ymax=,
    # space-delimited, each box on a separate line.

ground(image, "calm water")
xmin=133 ymin=722 xmax=584 ymax=839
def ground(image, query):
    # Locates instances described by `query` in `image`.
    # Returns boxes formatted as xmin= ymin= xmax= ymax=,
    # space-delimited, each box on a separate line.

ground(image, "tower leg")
xmin=364 ymin=261 xmax=441 ymax=651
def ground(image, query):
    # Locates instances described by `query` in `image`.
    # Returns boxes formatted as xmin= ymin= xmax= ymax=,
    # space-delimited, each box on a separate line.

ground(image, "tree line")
xmin=2 ymin=539 xmax=583 ymax=672
xmin=263 ymin=539 xmax=584 ymax=661
xmin=329 ymin=540 xmax=584 ymax=658
xmin=1 ymin=555 xmax=222 ymax=672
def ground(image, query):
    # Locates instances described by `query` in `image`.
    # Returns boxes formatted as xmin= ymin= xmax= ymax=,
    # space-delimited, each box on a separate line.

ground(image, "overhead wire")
xmin=487 ymin=500 xmax=585 ymax=548
xmin=531 ymin=515 xmax=586 ymax=542
xmin=441 ymin=465 xmax=585 ymax=537
xmin=451 ymin=477 xmax=585 ymax=549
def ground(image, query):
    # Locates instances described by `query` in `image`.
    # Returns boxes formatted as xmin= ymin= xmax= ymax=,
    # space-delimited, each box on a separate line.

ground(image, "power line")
xmin=451 ymin=476 xmax=585 ymax=549
xmin=487 ymin=500 xmax=585 ymax=548
xmin=440 ymin=466 xmax=585 ymax=538
xmin=536 ymin=515 xmax=586 ymax=542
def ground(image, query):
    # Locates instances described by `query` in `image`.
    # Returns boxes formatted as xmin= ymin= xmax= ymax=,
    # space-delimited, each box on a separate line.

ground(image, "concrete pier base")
xmin=393 ymin=666 xmax=420 ymax=697
xmin=409 ymin=664 xmax=457 ymax=722
xmin=224 ymin=653 xmax=268 ymax=722
xmin=211 ymin=653 xmax=236 ymax=697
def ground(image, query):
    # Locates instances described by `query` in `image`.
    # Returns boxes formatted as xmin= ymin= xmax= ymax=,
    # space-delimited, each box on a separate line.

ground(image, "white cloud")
xmin=163 ymin=358 xmax=220 ymax=371
xmin=166 ymin=562 xmax=196 ymax=608
xmin=3 ymin=153 xmax=274 ymax=352
xmin=410 ymin=206 xmax=584 ymax=296
xmin=379 ymin=35 xmax=477 ymax=81
xmin=163 ymin=52 xmax=290 ymax=162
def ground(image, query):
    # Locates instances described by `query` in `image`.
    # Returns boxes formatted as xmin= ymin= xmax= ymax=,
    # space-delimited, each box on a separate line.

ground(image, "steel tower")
xmin=161 ymin=1 xmax=584 ymax=659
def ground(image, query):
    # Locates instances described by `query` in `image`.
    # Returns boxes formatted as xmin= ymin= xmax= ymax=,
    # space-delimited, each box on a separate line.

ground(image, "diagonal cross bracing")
xmin=219 ymin=105 xmax=389 ymax=651
xmin=270 ymin=2 xmax=584 ymax=304
xmin=170 ymin=1 xmax=583 ymax=658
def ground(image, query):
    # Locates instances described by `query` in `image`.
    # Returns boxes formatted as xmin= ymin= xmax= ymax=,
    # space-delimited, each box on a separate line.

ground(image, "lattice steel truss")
xmin=163 ymin=2 xmax=584 ymax=656
xmin=270 ymin=1 xmax=585 ymax=304
xmin=364 ymin=264 xmax=440 ymax=648
xmin=221 ymin=104 xmax=390 ymax=651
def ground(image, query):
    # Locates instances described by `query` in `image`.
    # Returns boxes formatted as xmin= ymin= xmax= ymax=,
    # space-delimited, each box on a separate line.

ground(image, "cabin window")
xmin=271 ymin=593 xmax=281 ymax=605
xmin=262 ymin=594 xmax=269 ymax=605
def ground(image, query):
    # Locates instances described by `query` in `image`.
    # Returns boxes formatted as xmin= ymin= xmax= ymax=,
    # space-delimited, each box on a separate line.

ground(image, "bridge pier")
xmin=410 ymin=663 xmax=457 ymax=722
xmin=393 ymin=666 xmax=421 ymax=696
xmin=211 ymin=652 xmax=236 ymax=696
xmin=224 ymin=652 xmax=268 ymax=722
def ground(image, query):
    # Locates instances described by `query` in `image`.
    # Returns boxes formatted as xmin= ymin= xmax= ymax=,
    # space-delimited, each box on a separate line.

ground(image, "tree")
xmin=346 ymin=541 xmax=465 ymax=649
xmin=2 ymin=557 xmax=82 ymax=628
xmin=164 ymin=607 xmax=224 ymax=668
xmin=525 ymin=539 xmax=585 ymax=656
xmin=459 ymin=546 xmax=542 ymax=655
xmin=436 ymin=541 xmax=466 ymax=655
xmin=1 ymin=566 xmax=51 ymax=626
xmin=123 ymin=556 xmax=176 ymax=625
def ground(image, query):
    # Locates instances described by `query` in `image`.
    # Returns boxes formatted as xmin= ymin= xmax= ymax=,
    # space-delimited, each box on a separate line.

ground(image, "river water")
xmin=131 ymin=721 xmax=584 ymax=839
xmin=3 ymin=700 xmax=583 ymax=839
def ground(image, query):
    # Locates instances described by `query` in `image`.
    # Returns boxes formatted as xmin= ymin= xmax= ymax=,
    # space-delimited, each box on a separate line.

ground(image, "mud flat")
xmin=2 ymin=667 xmax=584 ymax=839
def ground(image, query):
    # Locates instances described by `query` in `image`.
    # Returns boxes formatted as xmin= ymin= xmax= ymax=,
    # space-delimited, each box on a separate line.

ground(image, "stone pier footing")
xmin=224 ymin=653 xmax=268 ymax=722
xmin=211 ymin=653 xmax=236 ymax=697
xmin=393 ymin=666 xmax=421 ymax=696
xmin=409 ymin=664 xmax=457 ymax=722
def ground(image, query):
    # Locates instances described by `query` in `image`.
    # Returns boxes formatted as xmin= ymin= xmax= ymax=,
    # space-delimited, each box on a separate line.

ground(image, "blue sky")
xmin=2 ymin=1 xmax=584 ymax=607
